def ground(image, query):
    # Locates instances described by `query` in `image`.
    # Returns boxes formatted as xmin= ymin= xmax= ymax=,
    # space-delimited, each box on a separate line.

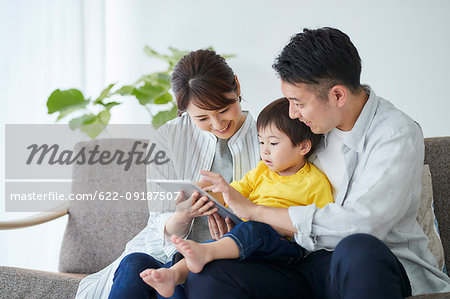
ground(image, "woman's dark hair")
xmin=273 ymin=27 xmax=361 ymax=99
xmin=257 ymin=98 xmax=322 ymax=158
xmin=171 ymin=49 xmax=239 ymax=114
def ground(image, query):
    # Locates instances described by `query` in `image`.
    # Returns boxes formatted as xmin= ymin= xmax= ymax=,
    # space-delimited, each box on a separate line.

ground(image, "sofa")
xmin=0 ymin=137 xmax=448 ymax=298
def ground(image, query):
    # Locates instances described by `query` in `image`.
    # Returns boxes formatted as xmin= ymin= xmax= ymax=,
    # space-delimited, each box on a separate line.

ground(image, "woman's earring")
xmin=237 ymin=96 xmax=242 ymax=102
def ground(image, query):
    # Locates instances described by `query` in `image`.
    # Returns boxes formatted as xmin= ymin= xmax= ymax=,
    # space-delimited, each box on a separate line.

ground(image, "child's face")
xmin=258 ymin=124 xmax=307 ymax=176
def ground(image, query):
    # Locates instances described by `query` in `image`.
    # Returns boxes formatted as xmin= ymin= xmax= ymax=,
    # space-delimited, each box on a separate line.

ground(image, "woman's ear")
xmin=298 ymin=139 xmax=312 ymax=156
xmin=235 ymin=75 xmax=241 ymax=96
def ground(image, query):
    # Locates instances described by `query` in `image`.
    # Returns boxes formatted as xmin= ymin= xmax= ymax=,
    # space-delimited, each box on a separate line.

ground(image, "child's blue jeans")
xmin=109 ymin=221 xmax=304 ymax=299
xmin=223 ymin=220 xmax=305 ymax=264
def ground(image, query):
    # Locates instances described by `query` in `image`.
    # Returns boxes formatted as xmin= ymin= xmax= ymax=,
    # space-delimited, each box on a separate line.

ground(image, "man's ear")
xmin=298 ymin=139 xmax=312 ymax=156
xmin=329 ymin=85 xmax=347 ymax=108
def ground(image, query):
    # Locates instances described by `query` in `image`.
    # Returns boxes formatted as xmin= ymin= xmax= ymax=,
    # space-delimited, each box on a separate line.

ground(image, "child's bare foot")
xmin=171 ymin=235 xmax=210 ymax=273
xmin=140 ymin=268 xmax=177 ymax=298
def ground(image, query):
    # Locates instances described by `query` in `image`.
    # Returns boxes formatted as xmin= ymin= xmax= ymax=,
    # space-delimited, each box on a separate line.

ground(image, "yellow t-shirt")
xmin=230 ymin=161 xmax=333 ymax=209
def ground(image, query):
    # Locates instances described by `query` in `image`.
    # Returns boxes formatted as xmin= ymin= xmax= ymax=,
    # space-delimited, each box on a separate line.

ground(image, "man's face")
xmin=281 ymin=81 xmax=339 ymax=134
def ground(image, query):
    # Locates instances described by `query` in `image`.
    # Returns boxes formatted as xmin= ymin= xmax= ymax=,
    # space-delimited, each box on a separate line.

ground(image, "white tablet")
xmin=150 ymin=179 xmax=243 ymax=225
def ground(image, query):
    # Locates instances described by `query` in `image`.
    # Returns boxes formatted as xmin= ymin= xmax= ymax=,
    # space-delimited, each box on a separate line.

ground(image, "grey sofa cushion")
xmin=424 ymin=137 xmax=449 ymax=269
xmin=417 ymin=165 xmax=445 ymax=270
xmin=0 ymin=266 xmax=82 ymax=299
xmin=58 ymin=139 xmax=149 ymax=274
xmin=407 ymin=293 xmax=450 ymax=299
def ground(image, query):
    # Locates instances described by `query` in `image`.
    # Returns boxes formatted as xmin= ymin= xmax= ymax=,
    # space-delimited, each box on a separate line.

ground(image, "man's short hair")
xmin=273 ymin=27 xmax=362 ymax=99
xmin=257 ymin=98 xmax=322 ymax=158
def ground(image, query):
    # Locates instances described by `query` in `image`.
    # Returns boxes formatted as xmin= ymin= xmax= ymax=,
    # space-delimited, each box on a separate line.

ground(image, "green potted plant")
xmin=47 ymin=46 xmax=232 ymax=138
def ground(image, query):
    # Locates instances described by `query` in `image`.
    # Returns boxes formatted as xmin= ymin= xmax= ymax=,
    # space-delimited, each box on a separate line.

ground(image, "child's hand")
xmin=195 ymin=180 xmax=225 ymax=205
xmin=194 ymin=180 xmax=211 ymax=189
xmin=199 ymin=170 xmax=234 ymax=194
xmin=200 ymin=170 xmax=257 ymax=220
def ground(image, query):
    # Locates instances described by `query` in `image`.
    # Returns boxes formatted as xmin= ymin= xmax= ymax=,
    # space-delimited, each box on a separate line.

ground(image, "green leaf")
xmin=132 ymin=82 xmax=168 ymax=105
xmin=141 ymin=72 xmax=171 ymax=89
xmin=68 ymin=110 xmax=111 ymax=138
xmin=154 ymin=92 xmax=172 ymax=105
xmin=97 ymin=109 xmax=111 ymax=123
xmin=222 ymin=53 xmax=236 ymax=59
xmin=69 ymin=114 xmax=96 ymax=130
xmin=167 ymin=47 xmax=190 ymax=70
xmin=47 ymin=89 xmax=89 ymax=120
xmin=152 ymin=104 xmax=178 ymax=129
xmin=144 ymin=46 xmax=171 ymax=63
xmin=94 ymin=83 xmax=116 ymax=104
xmin=114 ymin=85 xmax=134 ymax=96
xmin=168 ymin=47 xmax=189 ymax=59
xmin=144 ymin=46 xmax=189 ymax=71
xmin=103 ymin=101 xmax=121 ymax=109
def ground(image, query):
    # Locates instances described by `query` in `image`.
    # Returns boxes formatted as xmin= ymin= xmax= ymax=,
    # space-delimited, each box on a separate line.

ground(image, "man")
xmin=184 ymin=27 xmax=450 ymax=298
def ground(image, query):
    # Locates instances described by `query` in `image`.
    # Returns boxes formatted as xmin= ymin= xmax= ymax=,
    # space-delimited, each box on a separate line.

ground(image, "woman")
xmin=76 ymin=49 xmax=260 ymax=299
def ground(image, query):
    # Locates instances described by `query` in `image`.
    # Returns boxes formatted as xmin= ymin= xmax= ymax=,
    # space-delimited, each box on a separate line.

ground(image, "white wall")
xmin=106 ymin=0 xmax=450 ymax=137
xmin=1 ymin=0 xmax=449 ymax=272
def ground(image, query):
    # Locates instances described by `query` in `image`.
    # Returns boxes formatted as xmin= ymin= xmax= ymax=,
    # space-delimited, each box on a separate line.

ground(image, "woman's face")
xmin=187 ymin=94 xmax=245 ymax=139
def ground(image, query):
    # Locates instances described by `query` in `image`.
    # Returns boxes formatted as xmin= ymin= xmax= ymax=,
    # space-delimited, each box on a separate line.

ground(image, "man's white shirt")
xmin=290 ymin=86 xmax=450 ymax=295
xmin=314 ymin=127 xmax=349 ymax=200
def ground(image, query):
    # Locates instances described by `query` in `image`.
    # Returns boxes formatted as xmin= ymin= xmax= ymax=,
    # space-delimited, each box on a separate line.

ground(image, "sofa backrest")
xmin=424 ymin=137 xmax=449 ymax=269
xmin=59 ymin=139 xmax=149 ymax=274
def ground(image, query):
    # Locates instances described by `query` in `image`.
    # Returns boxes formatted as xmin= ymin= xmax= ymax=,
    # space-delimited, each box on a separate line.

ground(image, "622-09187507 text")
xmin=97 ymin=191 xmax=180 ymax=201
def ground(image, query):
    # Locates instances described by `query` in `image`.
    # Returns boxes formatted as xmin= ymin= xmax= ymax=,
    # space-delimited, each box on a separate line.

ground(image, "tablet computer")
xmin=151 ymin=179 xmax=242 ymax=225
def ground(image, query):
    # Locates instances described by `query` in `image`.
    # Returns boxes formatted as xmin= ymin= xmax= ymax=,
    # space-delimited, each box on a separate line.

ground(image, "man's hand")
xmin=207 ymin=213 xmax=235 ymax=240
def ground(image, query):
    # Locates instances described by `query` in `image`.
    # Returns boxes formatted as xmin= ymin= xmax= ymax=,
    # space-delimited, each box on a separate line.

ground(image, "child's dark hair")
xmin=257 ymin=98 xmax=322 ymax=158
xmin=273 ymin=27 xmax=361 ymax=100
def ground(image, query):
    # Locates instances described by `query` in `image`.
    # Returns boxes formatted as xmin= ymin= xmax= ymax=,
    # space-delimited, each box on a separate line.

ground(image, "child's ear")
xmin=298 ymin=140 xmax=312 ymax=156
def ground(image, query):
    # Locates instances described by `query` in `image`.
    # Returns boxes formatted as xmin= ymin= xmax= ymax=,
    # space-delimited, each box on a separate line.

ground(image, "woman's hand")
xmin=174 ymin=191 xmax=218 ymax=219
xmin=207 ymin=213 xmax=235 ymax=240
xmin=200 ymin=170 xmax=258 ymax=221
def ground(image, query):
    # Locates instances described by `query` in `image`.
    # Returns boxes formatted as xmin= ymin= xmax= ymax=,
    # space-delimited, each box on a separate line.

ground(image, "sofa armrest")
xmin=0 ymin=203 xmax=68 ymax=230
xmin=407 ymin=292 xmax=450 ymax=298
xmin=0 ymin=266 xmax=83 ymax=299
